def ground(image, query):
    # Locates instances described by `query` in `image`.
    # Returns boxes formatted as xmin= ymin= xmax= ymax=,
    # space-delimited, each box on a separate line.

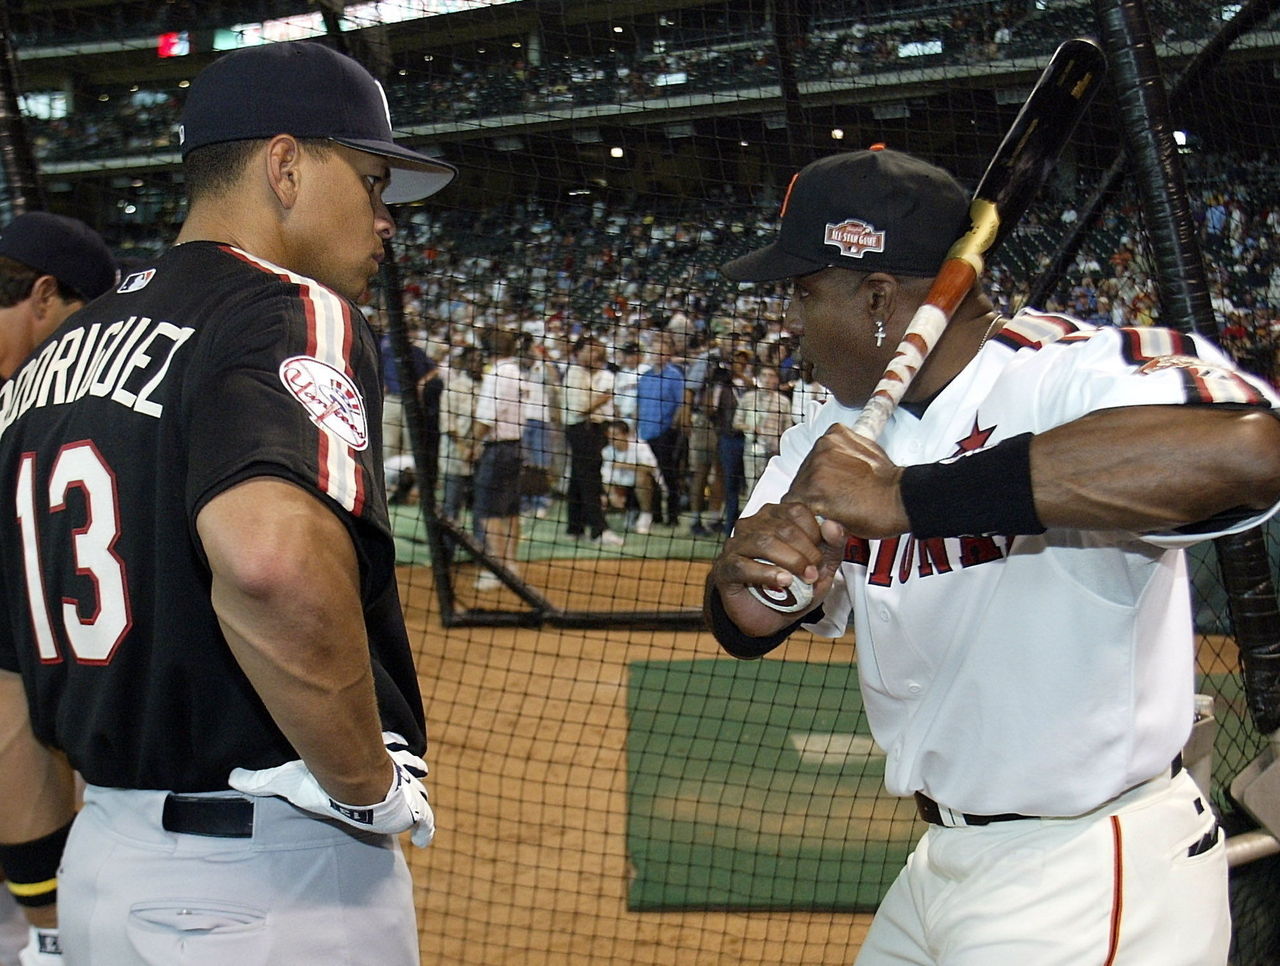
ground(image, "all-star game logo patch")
xmin=278 ymin=355 xmax=369 ymax=450
xmin=824 ymin=219 xmax=886 ymax=259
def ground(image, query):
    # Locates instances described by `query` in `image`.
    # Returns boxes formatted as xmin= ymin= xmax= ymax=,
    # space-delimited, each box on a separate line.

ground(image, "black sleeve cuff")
xmin=899 ymin=432 xmax=1046 ymax=539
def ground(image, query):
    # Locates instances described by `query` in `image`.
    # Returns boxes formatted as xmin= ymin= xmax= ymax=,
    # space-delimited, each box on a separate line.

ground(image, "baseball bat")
xmin=751 ymin=37 xmax=1107 ymax=613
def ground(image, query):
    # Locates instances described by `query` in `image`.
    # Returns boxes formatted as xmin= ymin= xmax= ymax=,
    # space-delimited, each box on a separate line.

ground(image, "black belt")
xmin=162 ymin=794 xmax=254 ymax=838
xmin=913 ymin=794 xmax=1031 ymax=827
xmin=914 ymin=754 xmax=1184 ymax=828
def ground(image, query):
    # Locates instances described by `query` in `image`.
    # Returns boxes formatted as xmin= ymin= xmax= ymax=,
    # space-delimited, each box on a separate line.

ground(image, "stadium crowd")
xmin=22 ymin=0 xmax=1231 ymax=164
xmin=374 ymin=149 xmax=1280 ymax=547
xmin=13 ymin=0 xmax=1277 ymax=548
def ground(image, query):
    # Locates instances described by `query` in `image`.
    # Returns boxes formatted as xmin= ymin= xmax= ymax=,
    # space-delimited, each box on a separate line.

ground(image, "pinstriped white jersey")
xmin=742 ymin=310 xmax=1280 ymax=817
xmin=0 ymin=242 xmax=425 ymax=791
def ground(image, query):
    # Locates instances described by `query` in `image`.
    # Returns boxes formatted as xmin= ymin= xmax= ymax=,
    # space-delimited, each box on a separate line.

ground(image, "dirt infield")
xmin=396 ymin=557 xmax=873 ymax=965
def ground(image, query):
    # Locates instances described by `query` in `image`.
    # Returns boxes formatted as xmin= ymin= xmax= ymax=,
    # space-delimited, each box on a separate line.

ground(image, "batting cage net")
xmin=4 ymin=0 xmax=1279 ymax=962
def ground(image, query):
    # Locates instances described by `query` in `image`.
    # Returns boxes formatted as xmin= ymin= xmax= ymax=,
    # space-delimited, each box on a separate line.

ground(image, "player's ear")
xmin=861 ymin=274 xmax=899 ymax=321
xmin=264 ymin=134 xmax=304 ymax=209
xmin=28 ymin=275 xmax=62 ymax=320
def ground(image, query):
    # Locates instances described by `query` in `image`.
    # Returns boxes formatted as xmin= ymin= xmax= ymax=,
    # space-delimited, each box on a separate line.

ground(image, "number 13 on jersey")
xmin=15 ymin=441 xmax=132 ymax=664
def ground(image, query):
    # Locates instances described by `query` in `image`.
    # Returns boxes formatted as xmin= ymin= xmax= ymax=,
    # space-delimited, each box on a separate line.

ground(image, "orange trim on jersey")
xmin=1103 ymin=815 xmax=1124 ymax=966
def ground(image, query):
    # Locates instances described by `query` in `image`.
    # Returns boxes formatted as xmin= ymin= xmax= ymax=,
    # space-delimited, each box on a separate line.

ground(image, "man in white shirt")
xmin=441 ymin=345 xmax=485 ymax=541
xmin=611 ymin=341 xmax=645 ymax=430
xmin=601 ymin=419 xmax=661 ymax=537
xmin=562 ymin=335 xmax=622 ymax=545
xmin=472 ymin=329 xmax=525 ymax=590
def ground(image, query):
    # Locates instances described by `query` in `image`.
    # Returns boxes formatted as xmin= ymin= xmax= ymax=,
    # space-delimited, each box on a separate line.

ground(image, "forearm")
xmin=1030 ymin=406 xmax=1280 ymax=531
xmin=0 ymin=672 xmax=74 ymax=929
xmin=198 ymin=479 xmax=392 ymax=806
xmin=0 ymin=673 xmax=75 ymax=845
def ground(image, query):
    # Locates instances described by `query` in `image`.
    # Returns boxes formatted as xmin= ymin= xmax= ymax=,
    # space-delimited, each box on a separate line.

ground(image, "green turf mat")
xmin=626 ymin=659 xmax=920 ymax=911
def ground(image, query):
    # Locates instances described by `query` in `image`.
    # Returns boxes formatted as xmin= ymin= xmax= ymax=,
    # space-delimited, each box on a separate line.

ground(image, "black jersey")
xmin=0 ymin=242 xmax=425 ymax=792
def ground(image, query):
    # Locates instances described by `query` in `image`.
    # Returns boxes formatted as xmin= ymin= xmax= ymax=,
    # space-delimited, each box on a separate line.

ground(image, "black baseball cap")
xmin=179 ymin=40 xmax=457 ymax=204
xmin=0 ymin=212 xmax=118 ymax=302
xmin=721 ymin=147 xmax=970 ymax=282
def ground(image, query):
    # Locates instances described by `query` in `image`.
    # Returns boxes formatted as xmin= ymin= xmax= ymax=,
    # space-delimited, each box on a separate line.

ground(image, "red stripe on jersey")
xmin=1118 ymin=326 xmax=1267 ymax=406
xmin=992 ymin=311 xmax=1088 ymax=351
xmin=1103 ymin=816 xmax=1124 ymax=965
xmin=218 ymin=246 xmax=369 ymax=515
xmin=320 ymin=292 xmax=365 ymax=517
xmin=1118 ymin=326 xmax=1185 ymax=362
xmin=293 ymin=283 xmax=326 ymax=482
xmin=300 ymin=282 xmax=320 ymax=358
xmin=316 ymin=420 xmax=331 ymax=496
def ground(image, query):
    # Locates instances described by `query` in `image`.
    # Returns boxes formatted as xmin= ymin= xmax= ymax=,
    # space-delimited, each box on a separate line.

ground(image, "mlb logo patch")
xmin=118 ymin=269 xmax=156 ymax=293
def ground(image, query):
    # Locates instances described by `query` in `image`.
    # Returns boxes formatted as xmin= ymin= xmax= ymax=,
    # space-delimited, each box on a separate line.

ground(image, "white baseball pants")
xmin=58 ymin=786 xmax=420 ymax=965
xmin=856 ymin=769 xmax=1229 ymax=965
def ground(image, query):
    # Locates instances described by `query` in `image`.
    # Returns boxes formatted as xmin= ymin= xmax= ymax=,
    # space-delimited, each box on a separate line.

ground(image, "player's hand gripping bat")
xmin=750 ymin=37 xmax=1108 ymax=613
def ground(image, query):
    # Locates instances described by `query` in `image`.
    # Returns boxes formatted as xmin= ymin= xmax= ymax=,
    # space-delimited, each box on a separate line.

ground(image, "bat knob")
xmin=748 ymin=562 xmax=815 ymax=613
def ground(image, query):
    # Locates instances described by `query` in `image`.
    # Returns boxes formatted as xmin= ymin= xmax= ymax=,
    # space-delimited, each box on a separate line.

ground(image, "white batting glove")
xmin=19 ymin=926 xmax=61 ymax=964
xmin=228 ymin=732 xmax=435 ymax=847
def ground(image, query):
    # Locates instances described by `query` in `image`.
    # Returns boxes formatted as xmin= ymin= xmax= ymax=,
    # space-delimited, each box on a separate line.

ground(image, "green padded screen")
xmin=627 ymin=659 xmax=921 ymax=910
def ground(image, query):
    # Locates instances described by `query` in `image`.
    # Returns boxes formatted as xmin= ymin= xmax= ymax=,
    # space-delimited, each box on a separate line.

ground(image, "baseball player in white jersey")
xmin=705 ymin=148 xmax=1280 ymax=965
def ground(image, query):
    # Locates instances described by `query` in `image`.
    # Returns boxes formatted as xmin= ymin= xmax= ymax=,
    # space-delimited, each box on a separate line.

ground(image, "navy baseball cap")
xmin=722 ymin=147 xmax=971 ymax=282
xmin=0 ymin=212 xmax=118 ymax=302
xmin=179 ymin=41 xmax=457 ymax=204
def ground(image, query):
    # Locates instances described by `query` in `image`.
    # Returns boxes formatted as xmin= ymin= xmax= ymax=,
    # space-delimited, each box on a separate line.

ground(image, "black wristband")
xmin=706 ymin=586 xmax=823 ymax=659
xmin=899 ymin=432 xmax=1045 ymax=539
xmin=0 ymin=819 xmax=72 ymax=907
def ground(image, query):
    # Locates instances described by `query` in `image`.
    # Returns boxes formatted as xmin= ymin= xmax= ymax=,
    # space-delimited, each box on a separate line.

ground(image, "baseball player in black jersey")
xmin=0 ymin=41 xmax=456 ymax=965
xmin=0 ymin=211 xmax=116 ymax=966
xmin=0 ymin=212 xmax=117 ymax=381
